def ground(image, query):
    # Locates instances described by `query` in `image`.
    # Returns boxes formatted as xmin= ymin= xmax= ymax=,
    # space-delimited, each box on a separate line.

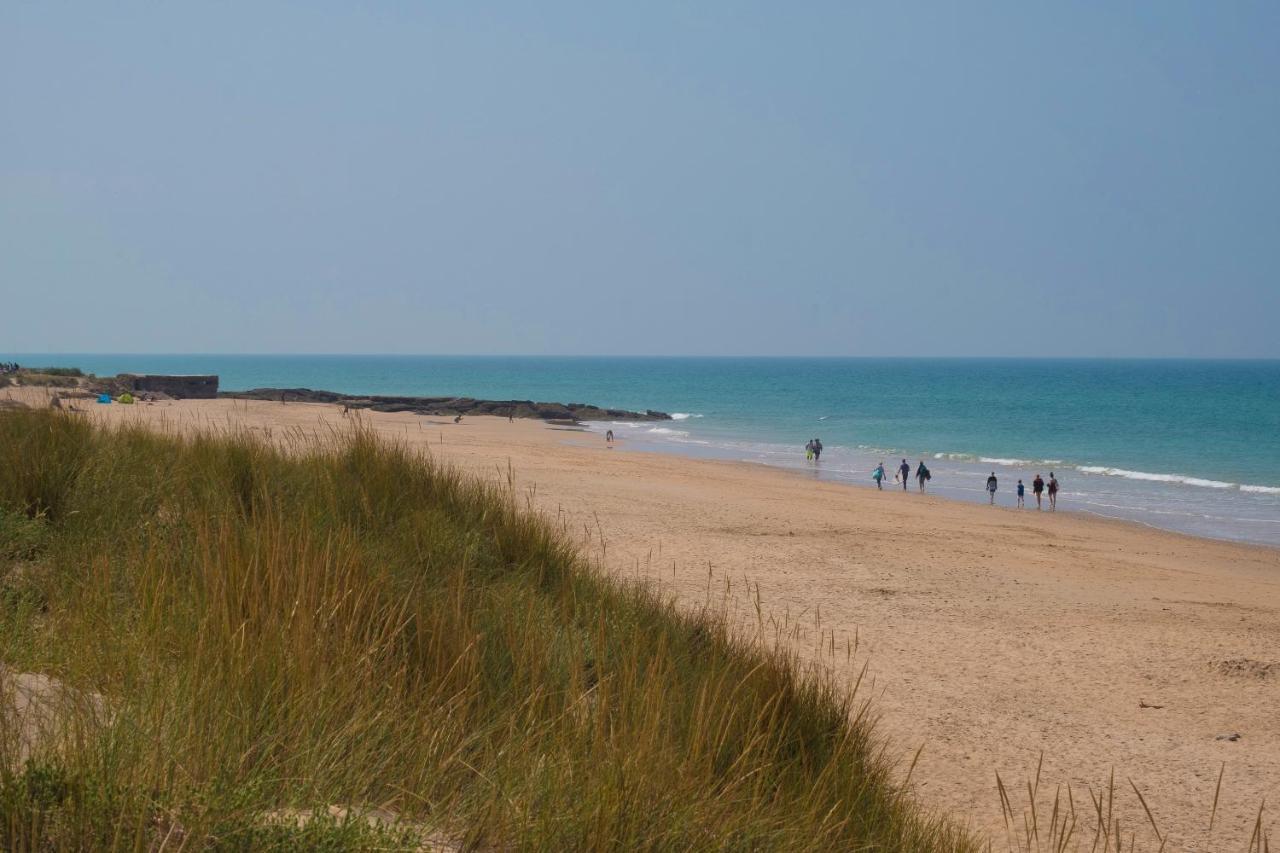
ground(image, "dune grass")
xmin=0 ymin=408 xmax=977 ymax=850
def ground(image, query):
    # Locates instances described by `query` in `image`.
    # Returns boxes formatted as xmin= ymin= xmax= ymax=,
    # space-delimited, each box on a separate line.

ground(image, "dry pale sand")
xmin=9 ymin=387 xmax=1279 ymax=850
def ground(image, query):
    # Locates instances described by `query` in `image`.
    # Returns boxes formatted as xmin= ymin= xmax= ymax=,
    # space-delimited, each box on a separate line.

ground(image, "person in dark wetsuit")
xmin=898 ymin=459 xmax=911 ymax=490
xmin=986 ymin=472 xmax=998 ymax=505
xmin=812 ymin=438 xmax=823 ymax=461
xmin=1032 ymin=474 xmax=1045 ymax=509
xmin=915 ymin=461 xmax=930 ymax=492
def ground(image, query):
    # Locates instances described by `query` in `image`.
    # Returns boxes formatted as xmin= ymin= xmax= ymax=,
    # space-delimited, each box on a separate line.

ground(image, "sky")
xmin=3 ymin=2 xmax=1278 ymax=358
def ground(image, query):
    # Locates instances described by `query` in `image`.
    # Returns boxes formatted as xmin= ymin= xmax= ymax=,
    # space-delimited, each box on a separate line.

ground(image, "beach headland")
xmin=4 ymin=385 xmax=1278 ymax=847
xmin=221 ymin=386 xmax=673 ymax=422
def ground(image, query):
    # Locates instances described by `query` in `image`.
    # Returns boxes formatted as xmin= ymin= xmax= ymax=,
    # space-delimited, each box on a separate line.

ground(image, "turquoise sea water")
xmin=8 ymin=355 xmax=1279 ymax=547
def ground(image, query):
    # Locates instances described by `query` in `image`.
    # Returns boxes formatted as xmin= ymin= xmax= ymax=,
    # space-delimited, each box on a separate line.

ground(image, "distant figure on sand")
xmin=454 ymin=414 xmax=463 ymax=424
xmin=872 ymin=462 xmax=886 ymax=490
xmin=986 ymin=472 xmax=998 ymax=505
xmin=1032 ymin=474 xmax=1045 ymax=509
xmin=915 ymin=461 xmax=930 ymax=492
xmin=606 ymin=429 xmax=614 ymax=445
xmin=1016 ymin=479 xmax=1025 ymax=508
xmin=1048 ymin=473 xmax=1060 ymax=510
xmin=898 ymin=459 xmax=910 ymax=490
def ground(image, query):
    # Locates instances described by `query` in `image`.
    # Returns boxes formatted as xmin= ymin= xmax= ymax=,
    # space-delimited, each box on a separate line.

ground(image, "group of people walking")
xmin=826 ymin=441 xmax=1063 ymax=510
xmin=0 ymin=362 xmax=19 ymax=375
xmin=987 ymin=471 xmax=1059 ymax=510
xmin=871 ymin=459 xmax=931 ymax=492
xmin=855 ymin=448 xmax=1064 ymax=507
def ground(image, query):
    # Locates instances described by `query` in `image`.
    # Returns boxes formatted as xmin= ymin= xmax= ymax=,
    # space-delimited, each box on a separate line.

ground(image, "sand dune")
xmin=9 ymin=387 xmax=1277 ymax=849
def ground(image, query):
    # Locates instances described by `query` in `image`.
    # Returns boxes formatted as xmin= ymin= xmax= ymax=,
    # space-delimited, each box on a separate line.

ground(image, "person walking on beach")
xmin=1032 ymin=474 xmax=1045 ymax=509
xmin=606 ymin=429 xmax=614 ymax=445
xmin=915 ymin=461 xmax=930 ymax=492
xmin=1016 ymin=479 xmax=1025 ymax=508
xmin=986 ymin=472 xmax=998 ymax=505
xmin=898 ymin=459 xmax=911 ymax=490
xmin=1048 ymin=472 xmax=1059 ymax=510
xmin=872 ymin=462 xmax=886 ymax=490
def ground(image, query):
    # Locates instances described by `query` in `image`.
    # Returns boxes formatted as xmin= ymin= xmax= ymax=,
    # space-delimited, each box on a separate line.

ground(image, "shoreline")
xmin=4 ymin=389 xmax=1279 ymax=846
xmin=582 ymin=420 xmax=1280 ymax=549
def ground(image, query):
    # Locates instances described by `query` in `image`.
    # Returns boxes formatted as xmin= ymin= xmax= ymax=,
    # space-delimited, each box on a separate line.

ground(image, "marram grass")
xmin=0 ymin=408 xmax=975 ymax=851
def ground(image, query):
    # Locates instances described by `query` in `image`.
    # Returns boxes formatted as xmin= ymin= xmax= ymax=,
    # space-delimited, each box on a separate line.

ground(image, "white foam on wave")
xmin=934 ymin=452 xmax=975 ymax=461
xmin=1076 ymin=466 xmax=1235 ymax=489
xmin=979 ymin=457 xmax=1033 ymax=466
xmin=646 ymin=426 xmax=689 ymax=436
xmin=669 ymin=412 xmax=703 ymax=420
xmin=1240 ymin=484 xmax=1280 ymax=495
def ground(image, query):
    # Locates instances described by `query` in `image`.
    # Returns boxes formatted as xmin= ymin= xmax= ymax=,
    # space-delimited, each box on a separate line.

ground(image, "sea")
xmin=8 ymin=355 xmax=1279 ymax=548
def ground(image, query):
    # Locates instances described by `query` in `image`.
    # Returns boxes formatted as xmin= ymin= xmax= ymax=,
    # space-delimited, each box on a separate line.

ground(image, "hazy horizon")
xmin=4 ymin=4 xmax=1278 ymax=358
xmin=4 ymin=351 xmax=1277 ymax=364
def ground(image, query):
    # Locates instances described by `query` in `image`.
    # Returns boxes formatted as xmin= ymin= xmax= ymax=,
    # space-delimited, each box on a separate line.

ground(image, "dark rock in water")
xmin=222 ymin=388 xmax=671 ymax=422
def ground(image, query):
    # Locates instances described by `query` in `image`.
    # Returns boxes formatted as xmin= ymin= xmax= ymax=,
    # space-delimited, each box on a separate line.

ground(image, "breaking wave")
xmin=1075 ymin=466 xmax=1234 ymax=489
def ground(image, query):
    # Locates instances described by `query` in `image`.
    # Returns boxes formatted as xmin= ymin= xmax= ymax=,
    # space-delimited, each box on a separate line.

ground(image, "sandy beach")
xmin=9 ymin=387 xmax=1278 ymax=849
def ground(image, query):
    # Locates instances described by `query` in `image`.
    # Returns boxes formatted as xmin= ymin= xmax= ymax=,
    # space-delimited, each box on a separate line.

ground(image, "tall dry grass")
xmin=0 ymin=408 xmax=976 ymax=850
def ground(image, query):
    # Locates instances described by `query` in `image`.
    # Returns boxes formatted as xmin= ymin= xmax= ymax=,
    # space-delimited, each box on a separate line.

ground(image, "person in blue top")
xmin=1016 ymin=478 xmax=1025 ymax=508
xmin=872 ymin=462 xmax=886 ymax=490
xmin=898 ymin=459 xmax=911 ymax=491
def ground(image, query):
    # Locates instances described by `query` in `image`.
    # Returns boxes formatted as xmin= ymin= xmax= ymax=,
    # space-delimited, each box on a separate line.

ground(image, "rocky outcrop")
xmin=1 ymin=666 xmax=109 ymax=765
xmin=222 ymin=388 xmax=671 ymax=422
xmin=123 ymin=374 xmax=219 ymax=399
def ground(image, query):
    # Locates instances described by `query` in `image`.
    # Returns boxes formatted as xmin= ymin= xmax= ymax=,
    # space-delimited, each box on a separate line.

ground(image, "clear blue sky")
xmin=3 ymin=2 xmax=1277 ymax=357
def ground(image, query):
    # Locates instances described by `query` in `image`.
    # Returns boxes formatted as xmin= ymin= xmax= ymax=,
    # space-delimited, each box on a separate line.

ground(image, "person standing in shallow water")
xmin=1048 ymin=472 xmax=1060 ymax=510
xmin=812 ymin=438 xmax=823 ymax=462
xmin=986 ymin=472 xmax=998 ymax=505
xmin=1016 ymin=479 xmax=1025 ymax=508
xmin=898 ymin=459 xmax=911 ymax=490
xmin=1032 ymin=474 xmax=1045 ymax=509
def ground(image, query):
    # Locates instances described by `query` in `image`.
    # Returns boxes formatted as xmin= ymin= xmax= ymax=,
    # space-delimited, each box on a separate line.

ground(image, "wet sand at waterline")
xmin=9 ymin=388 xmax=1278 ymax=848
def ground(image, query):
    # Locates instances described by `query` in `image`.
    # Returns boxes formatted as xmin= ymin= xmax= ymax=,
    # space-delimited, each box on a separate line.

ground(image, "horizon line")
xmin=3 ymin=352 xmax=1278 ymax=363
